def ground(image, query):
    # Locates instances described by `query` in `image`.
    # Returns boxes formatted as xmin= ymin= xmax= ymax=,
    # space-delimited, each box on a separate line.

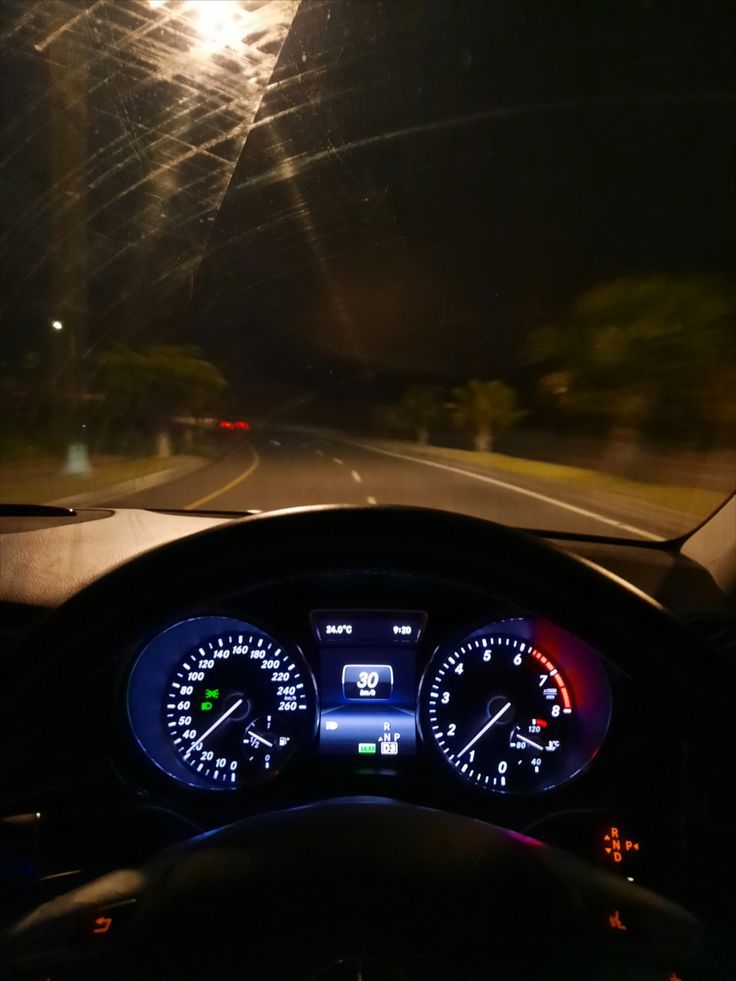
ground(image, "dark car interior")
xmin=1 ymin=500 xmax=734 ymax=979
xmin=1 ymin=0 xmax=735 ymax=978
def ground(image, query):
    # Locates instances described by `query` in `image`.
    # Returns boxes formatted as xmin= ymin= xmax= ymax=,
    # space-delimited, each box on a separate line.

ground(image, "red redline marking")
xmin=531 ymin=647 xmax=572 ymax=709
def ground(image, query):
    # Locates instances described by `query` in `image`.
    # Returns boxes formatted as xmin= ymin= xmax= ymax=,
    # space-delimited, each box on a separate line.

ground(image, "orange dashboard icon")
xmin=602 ymin=824 xmax=640 ymax=865
xmin=92 ymin=915 xmax=113 ymax=935
xmin=607 ymin=909 xmax=627 ymax=932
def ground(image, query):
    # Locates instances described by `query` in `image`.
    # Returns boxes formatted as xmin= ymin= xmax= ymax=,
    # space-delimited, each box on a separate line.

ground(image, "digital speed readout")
xmin=129 ymin=612 xmax=610 ymax=798
xmin=315 ymin=611 xmax=423 ymax=761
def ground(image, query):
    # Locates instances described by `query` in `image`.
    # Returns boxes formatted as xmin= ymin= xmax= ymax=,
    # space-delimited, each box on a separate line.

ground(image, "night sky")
xmin=1 ymin=1 xmax=734 ymax=418
xmin=192 ymin=0 xmax=735 ymax=412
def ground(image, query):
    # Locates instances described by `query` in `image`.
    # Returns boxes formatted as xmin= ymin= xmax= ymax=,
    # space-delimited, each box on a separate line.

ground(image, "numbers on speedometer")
xmin=165 ymin=629 xmax=312 ymax=787
xmin=420 ymin=625 xmax=610 ymax=795
xmin=128 ymin=616 xmax=317 ymax=792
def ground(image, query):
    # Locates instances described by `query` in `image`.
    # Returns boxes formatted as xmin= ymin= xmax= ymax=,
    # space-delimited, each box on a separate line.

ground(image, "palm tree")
xmin=398 ymin=384 xmax=444 ymax=445
xmin=446 ymin=379 xmax=524 ymax=452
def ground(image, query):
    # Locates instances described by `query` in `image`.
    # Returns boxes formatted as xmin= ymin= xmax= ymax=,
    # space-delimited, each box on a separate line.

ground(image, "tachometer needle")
xmin=457 ymin=701 xmax=512 ymax=758
xmin=514 ymin=731 xmax=545 ymax=751
xmin=184 ymin=698 xmax=243 ymax=758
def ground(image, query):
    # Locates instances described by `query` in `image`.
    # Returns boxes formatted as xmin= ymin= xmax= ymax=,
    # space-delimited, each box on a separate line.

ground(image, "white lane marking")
xmin=333 ymin=457 xmax=343 ymax=465
xmin=337 ymin=440 xmax=660 ymax=541
xmin=270 ymin=439 xmax=281 ymax=446
xmin=316 ymin=449 xmax=324 ymax=456
xmin=351 ymin=470 xmax=362 ymax=484
xmin=366 ymin=495 xmax=377 ymax=505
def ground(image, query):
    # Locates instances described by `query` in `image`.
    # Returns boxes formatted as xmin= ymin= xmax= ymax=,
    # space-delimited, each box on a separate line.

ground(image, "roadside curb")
xmin=47 ymin=456 xmax=209 ymax=507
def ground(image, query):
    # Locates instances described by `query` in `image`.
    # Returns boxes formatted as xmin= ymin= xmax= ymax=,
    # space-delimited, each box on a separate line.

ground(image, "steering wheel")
xmin=0 ymin=506 xmax=725 ymax=980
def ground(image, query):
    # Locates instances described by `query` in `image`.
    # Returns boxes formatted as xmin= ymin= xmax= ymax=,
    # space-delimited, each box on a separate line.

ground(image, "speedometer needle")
xmin=457 ymin=701 xmax=512 ymax=758
xmin=184 ymin=698 xmax=243 ymax=758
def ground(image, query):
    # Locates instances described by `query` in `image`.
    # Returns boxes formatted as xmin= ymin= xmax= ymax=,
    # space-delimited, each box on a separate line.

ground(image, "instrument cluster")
xmin=126 ymin=609 xmax=613 ymax=799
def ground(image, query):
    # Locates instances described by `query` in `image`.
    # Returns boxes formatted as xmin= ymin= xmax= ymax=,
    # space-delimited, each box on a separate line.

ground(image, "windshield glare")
xmin=1 ymin=0 xmax=734 ymax=540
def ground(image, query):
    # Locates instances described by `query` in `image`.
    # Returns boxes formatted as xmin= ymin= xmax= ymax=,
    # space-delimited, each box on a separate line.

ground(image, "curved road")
xmin=108 ymin=429 xmax=666 ymax=540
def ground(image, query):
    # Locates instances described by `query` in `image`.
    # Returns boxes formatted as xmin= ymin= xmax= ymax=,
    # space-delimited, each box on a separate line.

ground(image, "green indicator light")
xmin=358 ymin=742 xmax=377 ymax=755
xmin=201 ymin=701 xmax=213 ymax=711
xmin=205 ymin=689 xmax=220 ymax=700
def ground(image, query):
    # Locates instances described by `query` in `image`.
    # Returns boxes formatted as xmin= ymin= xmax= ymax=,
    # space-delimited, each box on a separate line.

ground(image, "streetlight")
xmin=147 ymin=0 xmax=256 ymax=57
xmin=49 ymin=318 xmax=91 ymax=475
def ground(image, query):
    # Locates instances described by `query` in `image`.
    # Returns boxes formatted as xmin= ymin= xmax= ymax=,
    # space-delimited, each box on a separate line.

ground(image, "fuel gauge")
xmin=244 ymin=715 xmax=296 ymax=774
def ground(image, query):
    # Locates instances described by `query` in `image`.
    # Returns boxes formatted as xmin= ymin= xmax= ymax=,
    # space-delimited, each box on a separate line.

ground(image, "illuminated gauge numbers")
xmin=421 ymin=633 xmax=580 ymax=794
xmin=128 ymin=617 xmax=319 ymax=792
xmin=161 ymin=624 xmax=315 ymax=789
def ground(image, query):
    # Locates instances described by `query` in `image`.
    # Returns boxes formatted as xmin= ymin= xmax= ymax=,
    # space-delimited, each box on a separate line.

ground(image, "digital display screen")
xmin=313 ymin=611 xmax=424 ymax=762
xmin=342 ymin=664 xmax=394 ymax=700
xmin=312 ymin=612 xmax=424 ymax=645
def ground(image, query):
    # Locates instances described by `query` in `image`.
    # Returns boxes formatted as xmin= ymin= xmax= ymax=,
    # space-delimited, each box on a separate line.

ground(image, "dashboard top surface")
xmin=1 ymin=503 xmax=733 ymax=981
xmin=0 ymin=505 xmax=730 ymax=620
xmin=2 ymin=505 xmax=723 ymax=824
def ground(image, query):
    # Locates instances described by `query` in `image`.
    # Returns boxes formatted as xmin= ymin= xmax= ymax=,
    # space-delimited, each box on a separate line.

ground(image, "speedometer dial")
xmin=128 ymin=617 xmax=317 ymax=791
xmin=419 ymin=619 xmax=611 ymax=795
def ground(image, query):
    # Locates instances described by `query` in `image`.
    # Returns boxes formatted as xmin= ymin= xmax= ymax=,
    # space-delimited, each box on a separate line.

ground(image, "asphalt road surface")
xmin=108 ymin=429 xmax=667 ymax=540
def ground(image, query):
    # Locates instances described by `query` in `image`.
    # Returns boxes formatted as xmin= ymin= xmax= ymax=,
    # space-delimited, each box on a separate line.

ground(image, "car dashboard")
xmin=0 ymin=503 xmax=733 ymax=980
xmin=119 ymin=585 xmax=635 ymax=838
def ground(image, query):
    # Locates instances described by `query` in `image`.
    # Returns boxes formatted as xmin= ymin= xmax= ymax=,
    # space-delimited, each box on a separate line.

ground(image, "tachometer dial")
xmin=127 ymin=617 xmax=317 ymax=791
xmin=419 ymin=620 xmax=611 ymax=795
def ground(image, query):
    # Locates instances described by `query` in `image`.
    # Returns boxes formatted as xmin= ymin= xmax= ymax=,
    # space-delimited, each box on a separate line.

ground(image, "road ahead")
xmin=108 ymin=429 xmax=666 ymax=540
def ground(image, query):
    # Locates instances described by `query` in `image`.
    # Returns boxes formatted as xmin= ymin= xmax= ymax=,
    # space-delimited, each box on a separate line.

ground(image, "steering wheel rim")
xmin=3 ymin=506 xmax=714 ymax=796
xmin=1 ymin=506 xmax=726 ymax=978
xmin=3 ymin=797 xmax=704 ymax=981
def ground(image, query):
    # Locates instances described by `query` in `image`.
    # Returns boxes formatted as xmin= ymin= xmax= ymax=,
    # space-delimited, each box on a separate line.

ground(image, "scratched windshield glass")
xmin=1 ymin=1 xmax=734 ymax=539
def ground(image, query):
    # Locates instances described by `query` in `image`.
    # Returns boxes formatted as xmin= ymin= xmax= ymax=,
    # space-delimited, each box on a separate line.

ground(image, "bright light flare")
xmin=149 ymin=0 xmax=253 ymax=56
xmin=51 ymin=319 xmax=63 ymax=331
xmin=187 ymin=0 xmax=252 ymax=55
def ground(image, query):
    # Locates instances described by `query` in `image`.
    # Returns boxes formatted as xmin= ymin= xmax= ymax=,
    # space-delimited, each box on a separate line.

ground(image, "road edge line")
xmin=184 ymin=446 xmax=260 ymax=510
xmin=335 ymin=438 xmax=661 ymax=541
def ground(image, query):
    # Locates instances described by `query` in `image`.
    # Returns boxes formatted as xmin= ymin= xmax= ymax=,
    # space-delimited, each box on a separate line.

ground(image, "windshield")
xmin=1 ymin=0 xmax=734 ymax=540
